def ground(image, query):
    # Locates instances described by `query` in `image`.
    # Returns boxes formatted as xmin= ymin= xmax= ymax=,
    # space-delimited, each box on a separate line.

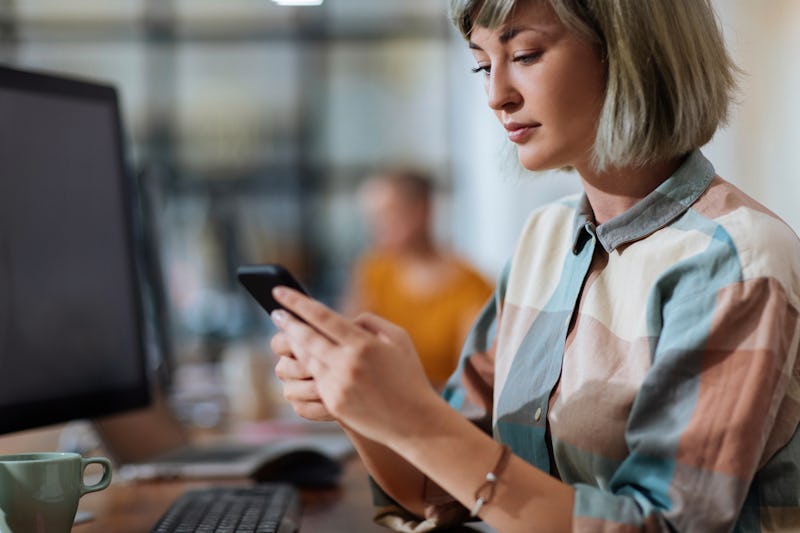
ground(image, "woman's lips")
xmin=504 ymin=122 xmax=541 ymax=143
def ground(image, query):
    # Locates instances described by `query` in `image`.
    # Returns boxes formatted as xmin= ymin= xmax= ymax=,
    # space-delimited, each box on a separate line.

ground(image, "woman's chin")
xmin=516 ymin=152 xmax=560 ymax=173
xmin=516 ymin=145 xmax=581 ymax=174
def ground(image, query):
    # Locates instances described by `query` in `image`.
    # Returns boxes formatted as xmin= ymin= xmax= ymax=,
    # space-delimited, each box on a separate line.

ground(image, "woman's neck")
xmin=574 ymin=156 xmax=685 ymax=224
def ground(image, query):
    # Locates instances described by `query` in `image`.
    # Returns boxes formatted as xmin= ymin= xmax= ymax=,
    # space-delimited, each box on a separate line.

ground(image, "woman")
xmin=270 ymin=0 xmax=800 ymax=531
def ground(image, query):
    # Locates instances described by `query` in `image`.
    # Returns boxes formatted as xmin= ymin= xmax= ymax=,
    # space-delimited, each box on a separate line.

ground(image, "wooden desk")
xmin=0 ymin=426 xmax=384 ymax=532
xmin=2 ymin=427 xmax=495 ymax=532
xmin=74 ymin=456 xmax=386 ymax=532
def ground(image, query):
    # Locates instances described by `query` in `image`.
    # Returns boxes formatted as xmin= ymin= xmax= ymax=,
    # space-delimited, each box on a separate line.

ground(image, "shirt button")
xmin=534 ymin=407 xmax=543 ymax=422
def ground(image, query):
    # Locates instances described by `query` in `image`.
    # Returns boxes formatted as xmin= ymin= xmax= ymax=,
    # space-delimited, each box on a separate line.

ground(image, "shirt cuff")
xmin=369 ymin=475 xmax=472 ymax=531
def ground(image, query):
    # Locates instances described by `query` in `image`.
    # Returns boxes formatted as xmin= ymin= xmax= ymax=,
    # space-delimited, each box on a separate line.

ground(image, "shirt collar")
xmin=571 ymin=150 xmax=716 ymax=254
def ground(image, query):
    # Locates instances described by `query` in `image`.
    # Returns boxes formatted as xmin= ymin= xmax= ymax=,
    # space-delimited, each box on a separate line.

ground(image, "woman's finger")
xmin=282 ymin=378 xmax=322 ymax=403
xmin=270 ymin=332 xmax=293 ymax=357
xmin=271 ymin=308 xmax=335 ymax=375
xmin=275 ymin=355 xmax=313 ymax=381
xmin=293 ymin=401 xmax=335 ymax=422
xmin=273 ymin=287 xmax=369 ymax=346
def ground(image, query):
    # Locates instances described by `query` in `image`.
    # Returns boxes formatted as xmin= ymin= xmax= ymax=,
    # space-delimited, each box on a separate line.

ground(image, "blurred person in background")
xmin=269 ymin=0 xmax=800 ymax=531
xmin=341 ymin=168 xmax=493 ymax=391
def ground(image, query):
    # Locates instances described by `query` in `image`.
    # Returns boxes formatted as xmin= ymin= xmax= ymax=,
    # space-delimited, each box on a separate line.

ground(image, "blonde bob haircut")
xmin=449 ymin=0 xmax=738 ymax=171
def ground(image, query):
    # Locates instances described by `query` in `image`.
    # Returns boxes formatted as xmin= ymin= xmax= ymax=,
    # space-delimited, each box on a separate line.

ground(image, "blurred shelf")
xmin=1 ymin=0 xmax=456 ymax=364
xmin=1 ymin=0 xmax=451 ymax=43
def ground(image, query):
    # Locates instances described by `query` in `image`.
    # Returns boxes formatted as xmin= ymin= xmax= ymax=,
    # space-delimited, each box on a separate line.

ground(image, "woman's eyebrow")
xmin=499 ymin=26 xmax=525 ymax=43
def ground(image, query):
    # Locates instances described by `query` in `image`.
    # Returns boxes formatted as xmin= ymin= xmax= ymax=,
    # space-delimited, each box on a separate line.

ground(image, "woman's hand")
xmin=270 ymin=287 xmax=442 ymax=443
xmin=271 ymin=332 xmax=335 ymax=421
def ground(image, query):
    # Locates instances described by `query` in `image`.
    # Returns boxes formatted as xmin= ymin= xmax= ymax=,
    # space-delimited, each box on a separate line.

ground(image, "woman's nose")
xmin=486 ymin=66 xmax=521 ymax=111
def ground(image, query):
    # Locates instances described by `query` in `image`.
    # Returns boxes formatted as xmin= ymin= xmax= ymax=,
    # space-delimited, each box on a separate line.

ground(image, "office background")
xmin=1 ymin=0 xmax=798 ymax=426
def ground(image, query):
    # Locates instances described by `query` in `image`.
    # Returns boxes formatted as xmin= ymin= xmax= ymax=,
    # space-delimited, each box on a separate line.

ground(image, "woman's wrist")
xmin=385 ymin=391 xmax=474 ymax=461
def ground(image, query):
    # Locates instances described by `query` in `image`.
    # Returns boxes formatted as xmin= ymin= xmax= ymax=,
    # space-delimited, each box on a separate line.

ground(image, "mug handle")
xmin=80 ymin=457 xmax=113 ymax=496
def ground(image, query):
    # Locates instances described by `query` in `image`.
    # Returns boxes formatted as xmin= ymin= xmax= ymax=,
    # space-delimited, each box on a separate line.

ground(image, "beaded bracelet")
xmin=470 ymin=444 xmax=512 ymax=517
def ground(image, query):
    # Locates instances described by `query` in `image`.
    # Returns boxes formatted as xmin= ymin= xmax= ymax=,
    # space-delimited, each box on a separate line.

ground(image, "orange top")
xmin=348 ymin=252 xmax=494 ymax=389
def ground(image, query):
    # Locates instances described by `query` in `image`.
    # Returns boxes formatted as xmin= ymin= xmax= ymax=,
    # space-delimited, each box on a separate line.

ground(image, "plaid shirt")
xmin=374 ymin=150 xmax=800 ymax=532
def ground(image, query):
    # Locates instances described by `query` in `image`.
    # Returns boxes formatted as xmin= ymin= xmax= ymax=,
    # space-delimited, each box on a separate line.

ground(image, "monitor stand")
xmin=91 ymin=390 xmax=189 ymax=465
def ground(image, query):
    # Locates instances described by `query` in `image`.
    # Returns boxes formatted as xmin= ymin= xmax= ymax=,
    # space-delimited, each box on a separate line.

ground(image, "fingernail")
xmin=272 ymin=286 xmax=288 ymax=299
xmin=271 ymin=309 xmax=289 ymax=325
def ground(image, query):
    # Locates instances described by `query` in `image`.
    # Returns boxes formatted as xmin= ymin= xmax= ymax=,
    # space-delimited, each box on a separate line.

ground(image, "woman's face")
xmin=469 ymin=1 xmax=606 ymax=172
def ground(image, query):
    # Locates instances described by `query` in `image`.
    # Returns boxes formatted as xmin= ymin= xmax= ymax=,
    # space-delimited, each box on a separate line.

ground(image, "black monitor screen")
xmin=0 ymin=66 xmax=149 ymax=434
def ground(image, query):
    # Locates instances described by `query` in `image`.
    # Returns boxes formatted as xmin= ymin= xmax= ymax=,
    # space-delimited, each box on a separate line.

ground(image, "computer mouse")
xmin=249 ymin=449 xmax=343 ymax=489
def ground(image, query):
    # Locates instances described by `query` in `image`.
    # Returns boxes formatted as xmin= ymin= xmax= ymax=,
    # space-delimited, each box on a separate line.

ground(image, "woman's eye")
xmin=513 ymin=51 xmax=543 ymax=65
xmin=470 ymin=64 xmax=491 ymax=77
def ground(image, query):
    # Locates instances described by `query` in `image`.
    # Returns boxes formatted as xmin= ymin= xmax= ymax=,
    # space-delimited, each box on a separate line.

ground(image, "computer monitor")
xmin=0 ymin=65 xmax=151 ymax=435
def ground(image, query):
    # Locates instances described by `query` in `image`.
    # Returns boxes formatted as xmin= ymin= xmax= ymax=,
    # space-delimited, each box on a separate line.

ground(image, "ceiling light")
xmin=272 ymin=0 xmax=324 ymax=6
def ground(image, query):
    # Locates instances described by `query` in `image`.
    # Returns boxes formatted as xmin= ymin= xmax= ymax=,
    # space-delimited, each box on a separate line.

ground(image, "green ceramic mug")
xmin=0 ymin=452 xmax=112 ymax=533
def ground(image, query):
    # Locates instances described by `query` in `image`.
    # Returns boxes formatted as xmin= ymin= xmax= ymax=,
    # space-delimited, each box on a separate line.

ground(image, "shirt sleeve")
xmin=572 ymin=269 xmax=800 ymax=531
xmin=369 ymin=262 xmax=510 ymax=531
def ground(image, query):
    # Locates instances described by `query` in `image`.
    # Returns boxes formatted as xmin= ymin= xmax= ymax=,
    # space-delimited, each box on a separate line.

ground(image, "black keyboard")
xmin=151 ymin=484 xmax=301 ymax=533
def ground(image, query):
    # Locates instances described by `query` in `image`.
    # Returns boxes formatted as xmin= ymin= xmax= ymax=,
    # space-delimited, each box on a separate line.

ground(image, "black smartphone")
xmin=236 ymin=264 xmax=309 ymax=317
